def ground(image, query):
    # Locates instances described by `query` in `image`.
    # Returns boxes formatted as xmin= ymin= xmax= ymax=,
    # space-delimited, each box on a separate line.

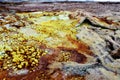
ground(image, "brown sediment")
xmin=111 ymin=48 xmax=120 ymax=59
xmin=99 ymin=17 xmax=113 ymax=25
xmin=0 ymin=70 xmax=8 ymax=79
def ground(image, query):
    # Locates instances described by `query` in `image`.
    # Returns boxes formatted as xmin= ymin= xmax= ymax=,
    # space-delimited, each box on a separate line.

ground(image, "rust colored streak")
xmin=0 ymin=61 xmax=3 ymax=66
xmin=0 ymin=70 xmax=8 ymax=79
xmin=98 ymin=17 xmax=113 ymax=25
xmin=67 ymin=35 xmax=93 ymax=56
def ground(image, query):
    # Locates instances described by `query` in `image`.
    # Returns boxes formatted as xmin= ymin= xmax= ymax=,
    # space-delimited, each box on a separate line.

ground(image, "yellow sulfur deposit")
xmin=0 ymin=11 xmax=79 ymax=71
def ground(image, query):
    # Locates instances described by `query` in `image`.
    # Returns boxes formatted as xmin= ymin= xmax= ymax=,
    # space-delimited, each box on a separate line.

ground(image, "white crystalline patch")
xmin=33 ymin=16 xmax=58 ymax=24
xmin=19 ymin=27 xmax=39 ymax=37
xmin=31 ymin=12 xmax=42 ymax=14
xmin=58 ymin=15 xmax=69 ymax=20
xmin=4 ymin=24 xmax=11 ymax=29
xmin=51 ymin=17 xmax=58 ymax=20
xmin=9 ymin=69 xmax=29 ymax=76
xmin=0 ymin=51 xmax=5 ymax=55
